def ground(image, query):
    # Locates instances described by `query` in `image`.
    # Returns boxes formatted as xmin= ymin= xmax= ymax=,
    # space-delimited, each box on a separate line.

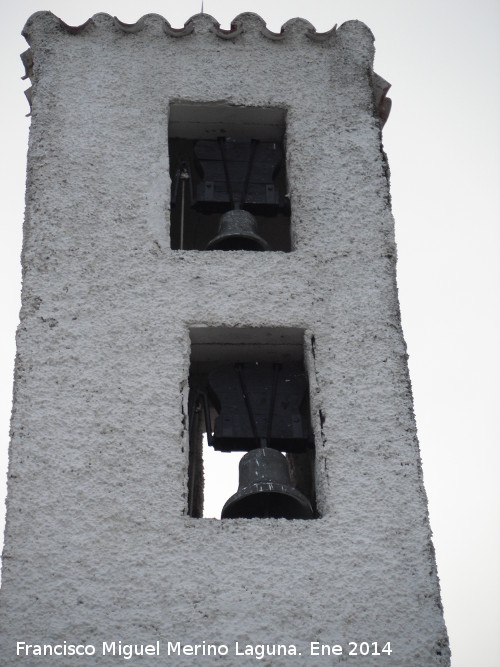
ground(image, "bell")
xmin=221 ymin=448 xmax=313 ymax=519
xmin=206 ymin=209 xmax=270 ymax=251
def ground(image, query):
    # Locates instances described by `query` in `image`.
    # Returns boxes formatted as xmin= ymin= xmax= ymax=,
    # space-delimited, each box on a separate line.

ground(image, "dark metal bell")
xmin=221 ymin=448 xmax=313 ymax=519
xmin=206 ymin=209 xmax=270 ymax=251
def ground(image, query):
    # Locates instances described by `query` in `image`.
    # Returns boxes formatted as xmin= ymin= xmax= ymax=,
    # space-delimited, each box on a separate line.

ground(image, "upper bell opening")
xmin=169 ymin=103 xmax=291 ymax=251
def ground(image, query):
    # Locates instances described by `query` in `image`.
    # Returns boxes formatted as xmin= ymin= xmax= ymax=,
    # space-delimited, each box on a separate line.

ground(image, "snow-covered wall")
xmin=0 ymin=12 xmax=449 ymax=666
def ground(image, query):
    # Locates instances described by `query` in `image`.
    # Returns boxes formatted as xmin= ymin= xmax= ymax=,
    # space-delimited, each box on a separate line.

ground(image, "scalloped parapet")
xmin=20 ymin=11 xmax=391 ymax=123
xmin=21 ymin=11 xmax=340 ymax=41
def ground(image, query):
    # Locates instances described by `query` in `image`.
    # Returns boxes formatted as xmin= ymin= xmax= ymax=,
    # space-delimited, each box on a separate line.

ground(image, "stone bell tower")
xmin=0 ymin=11 xmax=449 ymax=666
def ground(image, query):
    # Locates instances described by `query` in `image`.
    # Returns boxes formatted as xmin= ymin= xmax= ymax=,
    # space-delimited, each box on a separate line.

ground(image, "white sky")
xmin=0 ymin=2 xmax=499 ymax=665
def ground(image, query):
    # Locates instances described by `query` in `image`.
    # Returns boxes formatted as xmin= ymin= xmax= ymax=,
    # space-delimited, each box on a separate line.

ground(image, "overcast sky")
xmin=0 ymin=2 xmax=499 ymax=666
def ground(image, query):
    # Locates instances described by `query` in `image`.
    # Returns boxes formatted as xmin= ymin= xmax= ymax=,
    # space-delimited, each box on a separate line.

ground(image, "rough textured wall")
xmin=0 ymin=12 xmax=449 ymax=666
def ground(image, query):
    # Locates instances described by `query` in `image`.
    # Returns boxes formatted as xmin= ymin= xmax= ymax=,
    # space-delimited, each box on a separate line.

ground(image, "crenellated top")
xmin=20 ymin=11 xmax=390 ymax=123
xmin=22 ymin=11 xmax=343 ymax=42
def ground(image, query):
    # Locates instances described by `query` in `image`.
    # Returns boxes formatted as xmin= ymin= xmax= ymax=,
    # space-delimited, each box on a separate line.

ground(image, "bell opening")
xmin=168 ymin=103 xmax=291 ymax=251
xmin=187 ymin=327 xmax=317 ymax=519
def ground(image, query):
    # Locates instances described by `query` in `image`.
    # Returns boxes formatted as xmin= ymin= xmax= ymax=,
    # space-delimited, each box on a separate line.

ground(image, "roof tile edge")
xmin=22 ymin=11 xmax=340 ymax=43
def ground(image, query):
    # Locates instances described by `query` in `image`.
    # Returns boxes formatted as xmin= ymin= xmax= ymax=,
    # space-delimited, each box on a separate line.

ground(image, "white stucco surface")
xmin=0 ymin=12 xmax=449 ymax=665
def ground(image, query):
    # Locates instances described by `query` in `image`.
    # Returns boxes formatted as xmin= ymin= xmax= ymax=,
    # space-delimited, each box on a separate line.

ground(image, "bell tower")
xmin=1 ymin=11 xmax=449 ymax=666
